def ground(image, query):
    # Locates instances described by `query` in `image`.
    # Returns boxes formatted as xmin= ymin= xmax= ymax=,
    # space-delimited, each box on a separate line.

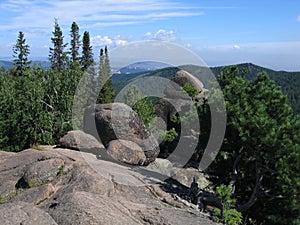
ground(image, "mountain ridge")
xmin=112 ymin=62 xmax=300 ymax=114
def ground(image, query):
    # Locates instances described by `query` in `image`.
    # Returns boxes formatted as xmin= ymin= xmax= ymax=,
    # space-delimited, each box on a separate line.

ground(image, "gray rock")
xmin=12 ymin=183 xmax=56 ymax=205
xmin=0 ymin=146 xmax=219 ymax=225
xmin=58 ymin=166 xmax=115 ymax=197
xmin=58 ymin=130 xmax=105 ymax=155
xmin=0 ymin=201 xmax=57 ymax=225
xmin=107 ymin=139 xmax=147 ymax=165
xmin=146 ymin=159 xmax=210 ymax=189
xmin=17 ymin=158 xmax=64 ymax=188
xmin=164 ymin=70 xmax=207 ymax=100
xmin=46 ymin=191 xmax=139 ymax=225
xmin=84 ymin=103 xmax=160 ymax=164
xmin=172 ymin=168 xmax=210 ymax=189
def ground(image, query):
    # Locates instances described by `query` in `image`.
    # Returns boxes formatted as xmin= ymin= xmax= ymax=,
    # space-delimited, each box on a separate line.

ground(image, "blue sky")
xmin=0 ymin=0 xmax=300 ymax=71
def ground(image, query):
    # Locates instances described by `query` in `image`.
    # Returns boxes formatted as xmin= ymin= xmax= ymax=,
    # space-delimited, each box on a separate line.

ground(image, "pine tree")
xmin=69 ymin=22 xmax=80 ymax=63
xmin=81 ymin=31 xmax=94 ymax=70
xmin=97 ymin=46 xmax=115 ymax=103
xmin=208 ymin=66 xmax=300 ymax=225
xmin=49 ymin=19 xmax=68 ymax=71
xmin=13 ymin=31 xmax=31 ymax=75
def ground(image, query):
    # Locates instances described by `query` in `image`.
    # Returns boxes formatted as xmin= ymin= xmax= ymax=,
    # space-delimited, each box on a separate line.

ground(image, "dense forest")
xmin=0 ymin=20 xmax=299 ymax=225
xmin=0 ymin=20 xmax=114 ymax=152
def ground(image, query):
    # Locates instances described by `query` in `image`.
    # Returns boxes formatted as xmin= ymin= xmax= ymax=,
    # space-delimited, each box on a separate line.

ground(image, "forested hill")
xmin=112 ymin=63 xmax=300 ymax=114
xmin=211 ymin=63 xmax=300 ymax=114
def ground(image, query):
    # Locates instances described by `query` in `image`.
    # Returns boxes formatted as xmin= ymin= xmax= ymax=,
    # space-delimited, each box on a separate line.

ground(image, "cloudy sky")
xmin=0 ymin=0 xmax=300 ymax=71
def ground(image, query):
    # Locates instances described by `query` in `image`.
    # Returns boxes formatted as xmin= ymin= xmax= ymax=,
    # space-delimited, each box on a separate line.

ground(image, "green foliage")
xmin=134 ymin=98 xmax=156 ymax=128
xmin=57 ymin=165 xmax=65 ymax=175
xmin=161 ymin=128 xmax=178 ymax=142
xmin=182 ymin=83 xmax=199 ymax=98
xmin=0 ymin=195 xmax=8 ymax=204
xmin=208 ymin=65 xmax=300 ymax=225
xmin=124 ymin=85 xmax=156 ymax=128
xmin=13 ymin=31 xmax=31 ymax=75
xmin=214 ymin=185 xmax=243 ymax=225
xmin=0 ymin=62 xmax=83 ymax=151
xmin=49 ymin=19 xmax=68 ymax=71
xmin=97 ymin=47 xmax=115 ymax=103
xmin=81 ymin=31 xmax=94 ymax=70
xmin=69 ymin=22 xmax=80 ymax=63
xmin=212 ymin=63 xmax=300 ymax=114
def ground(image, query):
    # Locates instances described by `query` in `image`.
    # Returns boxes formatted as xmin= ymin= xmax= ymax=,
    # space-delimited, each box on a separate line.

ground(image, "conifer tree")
xmin=49 ymin=19 xmax=68 ymax=71
xmin=13 ymin=31 xmax=31 ymax=75
xmin=69 ymin=22 xmax=80 ymax=63
xmin=208 ymin=66 xmax=300 ymax=225
xmin=81 ymin=31 xmax=94 ymax=70
xmin=97 ymin=46 xmax=115 ymax=103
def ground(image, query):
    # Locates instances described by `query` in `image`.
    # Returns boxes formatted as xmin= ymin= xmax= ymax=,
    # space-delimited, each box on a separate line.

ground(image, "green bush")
xmin=161 ymin=128 xmax=178 ymax=142
xmin=214 ymin=184 xmax=243 ymax=225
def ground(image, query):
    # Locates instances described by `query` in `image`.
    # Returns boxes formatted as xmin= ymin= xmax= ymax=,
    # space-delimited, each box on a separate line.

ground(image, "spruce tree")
xmin=13 ymin=31 xmax=31 ymax=75
xmin=97 ymin=46 xmax=115 ymax=103
xmin=69 ymin=22 xmax=80 ymax=63
xmin=81 ymin=31 xmax=94 ymax=70
xmin=49 ymin=19 xmax=68 ymax=71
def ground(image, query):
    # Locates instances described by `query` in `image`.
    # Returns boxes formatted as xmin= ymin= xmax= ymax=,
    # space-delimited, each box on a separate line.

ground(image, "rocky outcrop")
xmin=0 ymin=201 xmax=58 ymax=225
xmin=84 ymin=103 xmax=160 ymax=165
xmin=155 ymin=70 xmax=207 ymax=160
xmin=0 ymin=146 xmax=219 ymax=225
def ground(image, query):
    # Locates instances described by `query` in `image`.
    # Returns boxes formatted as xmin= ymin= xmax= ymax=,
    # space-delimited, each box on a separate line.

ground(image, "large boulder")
xmin=107 ymin=139 xmax=147 ymax=165
xmin=164 ymin=70 xmax=207 ymax=100
xmin=58 ymin=130 xmax=105 ymax=155
xmin=84 ymin=103 xmax=159 ymax=164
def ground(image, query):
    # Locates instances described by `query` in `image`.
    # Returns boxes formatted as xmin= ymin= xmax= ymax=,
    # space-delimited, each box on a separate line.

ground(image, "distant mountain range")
xmin=116 ymin=61 xmax=172 ymax=74
xmin=0 ymin=60 xmax=51 ymax=70
xmin=112 ymin=62 xmax=300 ymax=114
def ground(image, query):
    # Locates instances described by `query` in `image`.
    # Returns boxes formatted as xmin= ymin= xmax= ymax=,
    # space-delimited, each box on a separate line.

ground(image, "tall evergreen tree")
xmin=49 ymin=19 xmax=68 ymax=71
xmin=97 ymin=46 xmax=115 ymax=103
xmin=13 ymin=31 xmax=31 ymax=75
xmin=69 ymin=22 xmax=80 ymax=63
xmin=81 ymin=31 xmax=94 ymax=70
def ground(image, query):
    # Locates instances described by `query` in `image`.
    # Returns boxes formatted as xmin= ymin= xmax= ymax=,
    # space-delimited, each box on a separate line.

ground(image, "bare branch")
xmin=230 ymin=153 xmax=243 ymax=197
xmin=237 ymin=150 xmax=263 ymax=212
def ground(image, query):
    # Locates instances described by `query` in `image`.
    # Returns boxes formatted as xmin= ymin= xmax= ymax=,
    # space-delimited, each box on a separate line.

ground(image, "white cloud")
xmin=0 ymin=0 xmax=203 ymax=31
xmin=145 ymin=29 xmax=177 ymax=42
xmin=91 ymin=35 xmax=129 ymax=47
xmin=298 ymin=15 xmax=300 ymax=21
xmin=233 ymin=44 xmax=240 ymax=49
